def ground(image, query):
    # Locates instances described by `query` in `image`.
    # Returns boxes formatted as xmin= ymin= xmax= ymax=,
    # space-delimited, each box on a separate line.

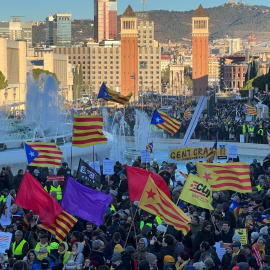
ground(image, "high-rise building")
xmin=121 ymin=5 xmax=139 ymax=97
xmin=0 ymin=20 xmax=32 ymax=48
xmin=192 ymin=4 xmax=209 ymax=96
xmin=46 ymin=13 xmax=72 ymax=47
xmin=109 ymin=0 xmax=117 ymax=40
xmin=94 ymin=0 xmax=109 ymax=43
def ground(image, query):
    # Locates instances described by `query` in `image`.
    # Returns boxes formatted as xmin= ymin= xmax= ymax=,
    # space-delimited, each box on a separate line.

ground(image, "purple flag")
xmin=61 ymin=177 xmax=113 ymax=226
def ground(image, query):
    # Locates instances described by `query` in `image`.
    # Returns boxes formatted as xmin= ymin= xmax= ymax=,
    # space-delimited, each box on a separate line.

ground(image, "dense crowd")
xmin=1 ymin=153 xmax=270 ymax=270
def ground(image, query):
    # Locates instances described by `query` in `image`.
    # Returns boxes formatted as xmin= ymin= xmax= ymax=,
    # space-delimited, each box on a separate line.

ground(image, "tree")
xmin=31 ymin=69 xmax=60 ymax=85
xmin=184 ymin=76 xmax=193 ymax=88
xmin=161 ymin=67 xmax=170 ymax=86
xmin=0 ymin=71 xmax=8 ymax=90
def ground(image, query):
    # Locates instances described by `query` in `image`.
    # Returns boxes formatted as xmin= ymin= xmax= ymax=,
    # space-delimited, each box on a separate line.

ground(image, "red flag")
xmin=126 ymin=165 xmax=171 ymax=201
xmin=15 ymin=171 xmax=63 ymax=227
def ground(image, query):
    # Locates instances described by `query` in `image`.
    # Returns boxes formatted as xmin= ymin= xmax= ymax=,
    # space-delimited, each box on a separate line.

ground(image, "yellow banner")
xmin=179 ymin=174 xmax=213 ymax=210
xmin=234 ymin=229 xmax=248 ymax=245
xmin=169 ymin=146 xmax=210 ymax=161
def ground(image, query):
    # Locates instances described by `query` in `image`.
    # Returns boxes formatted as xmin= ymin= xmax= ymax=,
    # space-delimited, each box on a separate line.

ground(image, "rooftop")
xmin=122 ymin=5 xmax=136 ymax=18
xmin=193 ymin=4 xmax=208 ymax=18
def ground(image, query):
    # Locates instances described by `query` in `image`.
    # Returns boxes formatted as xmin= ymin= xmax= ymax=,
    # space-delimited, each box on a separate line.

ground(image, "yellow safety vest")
xmin=256 ymin=185 xmax=261 ymax=192
xmin=140 ymin=221 xmax=153 ymax=230
xmin=63 ymin=251 xmax=71 ymax=264
xmin=34 ymin=243 xmax=51 ymax=253
xmin=0 ymin=195 xmax=6 ymax=203
xmin=156 ymin=216 xmax=162 ymax=225
xmin=50 ymin=186 xmax=62 ymax=200
xmin=242 ymin=125 xmax=246 ymax=133
xmin=258 ymin=129 xmax=264 ymax=136
xmin=110 ymin=204 xmax=115 ymax=211
xmin=12 ymin=240 xmax=27 ymax=255
xmin=249 ymin=127 xmax=254 ymax=136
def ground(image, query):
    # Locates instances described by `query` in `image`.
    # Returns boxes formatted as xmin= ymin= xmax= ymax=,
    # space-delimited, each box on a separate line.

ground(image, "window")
xmin=139 ymin=61 xmax=148 ymax=69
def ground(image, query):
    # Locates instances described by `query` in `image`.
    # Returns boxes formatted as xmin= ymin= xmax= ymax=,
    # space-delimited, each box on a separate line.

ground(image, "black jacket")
xmin=89 ymin=250 xmax=105 ymax=266
xmin=12 ymin=174 xmax=23 ymax=191
xmin=221 ymin=252 xmax=232 ymax=270
xmin=149 ymin=244 xmax=174 ymax=270
xmin=192 ymin=228 xmax=215 ymax=253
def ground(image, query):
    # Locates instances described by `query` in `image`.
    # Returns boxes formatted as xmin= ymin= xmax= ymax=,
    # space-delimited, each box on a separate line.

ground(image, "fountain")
xmin=0 ymin=72 xmax=112 ymax=171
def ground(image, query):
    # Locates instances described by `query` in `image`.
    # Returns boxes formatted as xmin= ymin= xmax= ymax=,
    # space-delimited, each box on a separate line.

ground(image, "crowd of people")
xmin=0 ymin=152 xmax=270 ymax=270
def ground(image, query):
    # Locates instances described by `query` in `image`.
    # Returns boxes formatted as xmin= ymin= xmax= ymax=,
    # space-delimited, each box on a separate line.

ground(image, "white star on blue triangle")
xmin=151 ymin=109 xmax=165 ymax=125
xmin=97 ymin=82 xmax=112 ymax=99
xmin=24 ymin=143 xmax=39 ymax=165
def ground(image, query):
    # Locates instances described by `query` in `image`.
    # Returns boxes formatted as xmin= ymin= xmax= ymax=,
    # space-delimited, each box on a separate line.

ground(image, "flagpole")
xmin=70 ymin=146 xmax=73 ymax=173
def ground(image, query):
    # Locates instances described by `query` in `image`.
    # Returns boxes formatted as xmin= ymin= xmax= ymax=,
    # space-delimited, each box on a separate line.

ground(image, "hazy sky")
xmin=0 ymin=0 xmax=269 ymax=22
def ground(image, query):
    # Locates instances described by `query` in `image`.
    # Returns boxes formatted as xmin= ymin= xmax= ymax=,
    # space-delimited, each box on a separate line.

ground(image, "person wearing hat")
xmin=12 ymin=230 xmax=29 ymax=260
xmin=111 ymin=252 xmax=125 ymax=270
xmin=0 ymin=188 xmax=9 ymax=204
xmin=31 ymin=247 xmax=55 ymax=270
xmin=48 ymin=242 xmax=59 ymax=264
xmin=37 ymin=257 xmax=52 ymax=270
xmin=138 ymin=238 xmax=149 ymax=261
xmin=232 ymin=241 xmax=241 ymax=258
xmin=65 ymin=260 xmax=77 ymax=270
xmin=163 ymin=255 xmax=175 ymax=270
xmin=262 ymin=255 xmax=270 ymax=269
xmin=260 ymin=226 xmax=270 ymax=247
xmin=109 ymin=186 xmax=118 ymax=211
xmin=12 ymin=169 xmax=24 ymax=192
xmin=242 ymin=244 xmax=258 ymax=270
xmin=104 ymin=232 xmax=124 ymax=260
xmin=236 ymin=202 xmax=249 ymax=228
xmin=145 ymin=253 xmax=157 ymax=270
xmin=119 ymin=192 xmax=130 ymax=210
xmin=221 ymin=245 xmax=232 ymax=270
xmin=156 ymin=225 xmax=166 ymax=237
xmin=140 ymin=211 xmax=154 ymax=230
xmin=44 ymin=180 xmax=62 ymax=202
xmin=89 ymin=240 xmax=105 ymax=266
xmin=57 ymin=162 xmax=71 ymax=180
xmin=138 ymin=260 xmax=150 ymax=270
xmin=121 ymin=209 xmax=130 ymax=224
xmin=68 ymin=242 xmax=84 ymax=265
xmin=28 ymin=231 xmax=51 ymax=254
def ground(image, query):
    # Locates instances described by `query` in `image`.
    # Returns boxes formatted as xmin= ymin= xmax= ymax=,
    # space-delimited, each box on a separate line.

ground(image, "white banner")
xmin=103 ymin=160 xmax=114 ymax=175
xmin=140 ymin=150 xmax=151 ymax=163
xmin=0 ymin=195 xmax=11 ymax=226
xmin=228 ymin=145 xmax=238 ymax=159
xmin=89 ymin=161 xmax=101 ymax=175
xmin=0 ymin=232 xmax=12 ymax=253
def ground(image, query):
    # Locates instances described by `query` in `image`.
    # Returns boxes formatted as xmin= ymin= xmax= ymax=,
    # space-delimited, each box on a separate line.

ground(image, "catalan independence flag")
xmin=151 ymin=109 xmax=181 ymax=135
xmin=256 ymin=215 xmax=270 ymax=227
xmin=184 ymin=107 xmax=192 ymax=118
xmin=24 ymin=142 xmax=63 ymax=168
xmin=178 ymin=170 xmax=188 ymax=179
xmin=229 ymin=201 xmax=242 ymax=219
xmin=98 ymin=82 xmax=132 ymax=105
xmin=146 ymin=142 xmax=153 ymax=154
xmin=72 ymin=115 xmax=108 ymax=148
xmin=245 ymin=104 xmax=258 ymax=115
xmin=38 ymin=211 xmax=77 ymax=242
xmin=196 ymin=162 xmax=252 ymax=193
xmin=138 ymin=176 xmax=190 ymax=235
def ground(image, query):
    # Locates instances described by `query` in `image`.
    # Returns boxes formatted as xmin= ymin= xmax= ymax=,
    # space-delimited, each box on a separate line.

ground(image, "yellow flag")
xmin=179 ymin=173 xmax=213 ymax=210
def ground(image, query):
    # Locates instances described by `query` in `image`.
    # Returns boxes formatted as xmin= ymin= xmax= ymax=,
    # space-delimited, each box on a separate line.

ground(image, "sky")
xmin=0 ymin=0 xmax=269 ymax=22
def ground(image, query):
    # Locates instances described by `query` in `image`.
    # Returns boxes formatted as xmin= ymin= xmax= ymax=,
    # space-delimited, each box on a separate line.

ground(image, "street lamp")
xmin=13 ymin=88 xmax=16 ymax=115
xmin=130 ymin=73 xmax=136 ymax=109
xmin=4 ymin=88 xmax=8 ymax=113
xmin=206 ymin=88 xmax=215 ymax=118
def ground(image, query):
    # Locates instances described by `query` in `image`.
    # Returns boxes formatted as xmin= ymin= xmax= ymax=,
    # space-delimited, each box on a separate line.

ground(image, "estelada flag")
xmin=184 ymin=107 xmax=192 ymax=119
xmin=126 ymin=165 xmax=171 ymax=201
xmin=15 ymin=171 xmax=63 ymax=227
xmin=196 ymin=162 xmax=252 ymax=193
xmin=72 ymin=115 xmax=108 ymax=148
xmin=38 ymin=210 xmax=77 ymax=242
xmin=151 ymin=109 xmax=181 ymax=135
xmin=24 ymin=142 xmax=63 ymax=168
xmin=98 ymin=82 xmax=132 ymax=105
xmin=245 ymin=104 xmax=258 ymax=115
xmin=146 ymin=142 xmax=153 ymax=154
xmin=138 ymin=176 xmax=190 ymax=235
xmin=179 ymin=174 xmax=213 ymax=210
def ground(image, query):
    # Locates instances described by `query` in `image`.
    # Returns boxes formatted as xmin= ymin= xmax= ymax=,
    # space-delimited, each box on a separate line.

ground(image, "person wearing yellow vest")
xmin=140 ymin=211 xmax=154 ymax=230
xmin=0 ymin=188 xmax=9 ymax=204
xmin=12 ymin=230 xmax=29 ymax=260
xmin=249 ymin=124 xmax=255 ymax=143
xmin=58 ymin=242 xmax=71 ymax=265
xmin=242 ymin=122 xmax=249 ymax=143
xmin=258 ymin=126 xmax=264 ymax=144
xmin=44 ymin=180 xmax=62 ymax=201
xmin=28 ymin=231 xmax=51 ymax=254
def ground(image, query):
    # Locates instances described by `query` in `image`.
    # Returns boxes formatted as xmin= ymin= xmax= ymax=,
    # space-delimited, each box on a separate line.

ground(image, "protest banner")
xmin=89 ymin=161 xmax=101 ymax=175
xmin=214 ymin=243 xmax=230 ymax=260
xmin=103 ymin=160 xmax=114 ymax=175
xmin=169 ymin=146 xmax=210 ymax=161
xmin=228 ymin=145 xmax=238 ymax=159
xmin=140 ymin=150 xmax=151 ymax=163
xmin=234 ymin=228 xmax=248 ymax=245
xmin=0 ymin=232 xmax=12 ymax=254
xmin=216 ymin=143 xmax=228 ymax=160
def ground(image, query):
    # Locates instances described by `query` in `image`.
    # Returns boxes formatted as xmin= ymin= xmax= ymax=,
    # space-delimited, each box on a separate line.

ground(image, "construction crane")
xmin=10 ymin=16 xmax=25 ymax=22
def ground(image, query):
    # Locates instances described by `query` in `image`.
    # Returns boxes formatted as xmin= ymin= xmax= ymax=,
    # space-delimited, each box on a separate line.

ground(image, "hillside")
xmin=32 ymin=3 xmax=270 ymax=45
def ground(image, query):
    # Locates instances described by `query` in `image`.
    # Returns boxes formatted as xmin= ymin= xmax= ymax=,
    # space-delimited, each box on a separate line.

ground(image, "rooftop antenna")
xmin=142 ymin=0 xmax=146 ymax=11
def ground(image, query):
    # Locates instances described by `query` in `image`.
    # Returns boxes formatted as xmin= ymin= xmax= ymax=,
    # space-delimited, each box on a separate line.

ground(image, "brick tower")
xmin=121 ymin=5 xmax=138 ymax=98
xmin=192 ymin=4 xmax=209 ymax=96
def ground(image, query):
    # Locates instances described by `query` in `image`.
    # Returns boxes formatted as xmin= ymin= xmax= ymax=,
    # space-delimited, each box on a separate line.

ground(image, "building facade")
xmin=0 ymin=20 xmax=32 ymax=48
xmin=192 ymin=4 xmax=209 ymax=96
xmin=109 ymin=0 xmax=117 ymax=40
xmin=120 ymin=5 xmax=139 ymax=97
xmin=94 ymin=0 xmax=109 ymax=43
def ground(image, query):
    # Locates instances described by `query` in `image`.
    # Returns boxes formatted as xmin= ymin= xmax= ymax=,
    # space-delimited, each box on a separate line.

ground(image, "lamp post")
xmin=13 ymin=88 xmax=16 ymax=115
xmin=130 ymin=73 xmax=136 ymax=110
xmin=206 ymin=88 xmax=215 ymax=118
xmin=4 ymin=88 xmax=8 ymax=113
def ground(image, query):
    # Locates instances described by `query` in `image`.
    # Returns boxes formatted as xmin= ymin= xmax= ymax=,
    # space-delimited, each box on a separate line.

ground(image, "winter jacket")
xmin=68 ymin=242 xmax=84 ymax=265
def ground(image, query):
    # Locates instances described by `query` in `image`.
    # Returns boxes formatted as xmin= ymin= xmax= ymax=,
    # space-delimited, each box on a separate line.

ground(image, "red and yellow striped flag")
xmin=245 ymin=104 xmax=258 ymax=115
xmin=72 ymin=115 xmax=108 ymax=148
xmin=25 ymin=142 xmax=63 ymax=168
xmin=38 ymin=211 xmax=77 ymax=242
xmin=205 ymin=149 xmax=216 ymax=163
xmin=184 ymin=107 xmax=192 ymax=118
xmin=138 ymin=176 xmax=190 ymax=235
xmin=267 ymin=132 xmax=270 ymax=147
xmin=196 ymin=162 xmax=251 ymax=193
